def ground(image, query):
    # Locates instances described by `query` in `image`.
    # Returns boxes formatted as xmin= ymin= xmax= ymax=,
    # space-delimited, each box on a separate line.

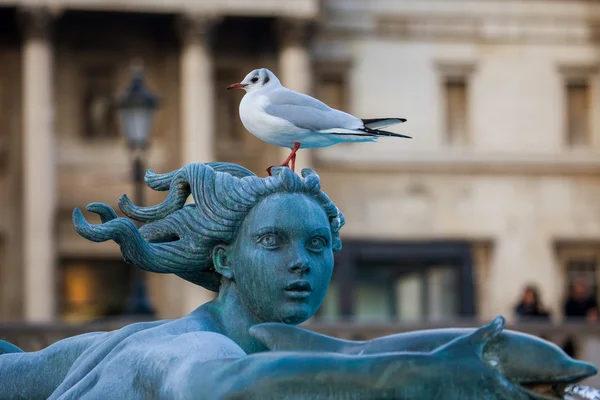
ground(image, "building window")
xmin=352 ymin=262 xmax=461 ymax=322
xmin=560 ymin=248 xmax=599 ymax=301
xmin=436 ymin=62 xmax=475 ymax=146
xmin=81 ymin=65 xmax=118 ymax=139
xmin=59 ymin=258 xmax=132 ymax=322
xmin=444 ymin=76 xmax=469 ymax=145
xmin=558 ymin=65 xmax=598 ymax=148
xmin=565 ymin=256 xmax=598 ymax=296
xmin=315 ymin=241 xmax=475 ymax=322
xmin=565 ymin=80 xmax=591 ymax=147
xmin=556 ymin=242 xmax=600 ymax=315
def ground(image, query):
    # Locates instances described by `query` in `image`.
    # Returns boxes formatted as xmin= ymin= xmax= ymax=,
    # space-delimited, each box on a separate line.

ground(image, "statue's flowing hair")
xmin=73 ymin=163 xmax=345 ymax=292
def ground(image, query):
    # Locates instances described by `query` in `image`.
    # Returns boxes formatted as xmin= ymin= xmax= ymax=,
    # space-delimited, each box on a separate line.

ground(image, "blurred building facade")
xmin=0 ymin=0 xmax=600 ymax=325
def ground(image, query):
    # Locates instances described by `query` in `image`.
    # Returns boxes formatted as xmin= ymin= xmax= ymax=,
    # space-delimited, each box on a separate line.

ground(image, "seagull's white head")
xmin=226 ymin=68 xmax=281 ymax=94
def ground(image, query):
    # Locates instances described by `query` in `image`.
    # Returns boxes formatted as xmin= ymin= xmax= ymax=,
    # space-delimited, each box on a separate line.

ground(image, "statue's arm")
xmin=170 ymin=350 xmax=426 ymax=399
xmin=0 ymin=332 xmax=103 ymax=399
xmin=154 ymin=333 xmax=427 ymax=400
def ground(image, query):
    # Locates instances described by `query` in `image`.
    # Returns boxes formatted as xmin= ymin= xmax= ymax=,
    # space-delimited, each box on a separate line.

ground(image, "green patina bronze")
xmin=0 ymin=162 xmax=596 ymax=399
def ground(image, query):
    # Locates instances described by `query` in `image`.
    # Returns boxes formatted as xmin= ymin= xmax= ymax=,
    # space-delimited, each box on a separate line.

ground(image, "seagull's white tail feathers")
xmin=362 ymin=118 xmax=407 ymax=130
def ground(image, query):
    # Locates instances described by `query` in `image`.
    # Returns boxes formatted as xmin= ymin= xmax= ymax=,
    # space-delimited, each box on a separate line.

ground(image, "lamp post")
xmin=115 ymin=62 xmax=160 ymax=317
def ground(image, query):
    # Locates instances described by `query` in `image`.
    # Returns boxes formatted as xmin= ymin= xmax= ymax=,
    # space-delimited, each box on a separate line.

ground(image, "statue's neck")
xmin=196 ymin=282 xmax=269 ymax=355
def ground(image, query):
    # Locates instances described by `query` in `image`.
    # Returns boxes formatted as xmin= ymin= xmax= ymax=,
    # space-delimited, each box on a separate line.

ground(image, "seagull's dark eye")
xmin=251 ymin=77 xmax=259 ymax=83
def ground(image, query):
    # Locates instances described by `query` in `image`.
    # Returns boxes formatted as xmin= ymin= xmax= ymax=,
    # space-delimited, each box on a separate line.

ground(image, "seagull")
xmin=226 ymin=68 xmax=410 ymax=175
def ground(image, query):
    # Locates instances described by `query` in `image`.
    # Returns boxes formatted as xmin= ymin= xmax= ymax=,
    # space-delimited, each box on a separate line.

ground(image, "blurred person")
xmin=514 ymin=284 xmax=551 ymax=322
xmin=562 ymin=279 xmax=598 ymax=358
xmin=564 ymin=279 xmax=599 ymax=323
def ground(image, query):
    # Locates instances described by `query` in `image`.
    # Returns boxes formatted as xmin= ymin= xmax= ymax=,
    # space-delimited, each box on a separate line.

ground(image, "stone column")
xmin=278 ymin=18 xmax=314 ymax=173
xmin=179 ymin=14 xmax=220 ymax=166
xmin=20 ymin=7 xmax=57 ymax=322
xmin=174 ymin=14 xmax=221 ymax=315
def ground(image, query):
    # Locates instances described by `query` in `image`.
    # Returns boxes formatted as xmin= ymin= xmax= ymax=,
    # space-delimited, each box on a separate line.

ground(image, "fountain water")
xmin=566 ymin=385 xmax=600 ymax=400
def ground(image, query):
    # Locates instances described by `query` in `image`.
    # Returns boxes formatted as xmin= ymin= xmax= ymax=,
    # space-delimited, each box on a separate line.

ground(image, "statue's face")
xmin=228 ymin=193 xmax=334 ymax=325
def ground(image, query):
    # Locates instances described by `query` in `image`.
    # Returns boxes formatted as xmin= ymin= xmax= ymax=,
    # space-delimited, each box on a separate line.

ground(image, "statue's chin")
xmin=280 ymin=315 xmax=309 ymax=325
xmin=277 ymin=307 xmax=313 ymax=325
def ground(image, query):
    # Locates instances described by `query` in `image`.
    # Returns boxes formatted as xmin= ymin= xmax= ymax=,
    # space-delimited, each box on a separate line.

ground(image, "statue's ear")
xmin=212 ymin=245 xmax=233 ymax=279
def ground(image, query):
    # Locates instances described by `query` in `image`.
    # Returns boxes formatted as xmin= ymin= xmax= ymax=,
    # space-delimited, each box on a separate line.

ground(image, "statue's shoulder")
xmin=52 ymin=318 xmax=243 ymax=395
xmin=91 ymin=316 xmax=244 ymax=360
xmin=141 ymin=316 xmax=246 ymax=359
xmin=47 ymin=318 xmax=245 ymax=399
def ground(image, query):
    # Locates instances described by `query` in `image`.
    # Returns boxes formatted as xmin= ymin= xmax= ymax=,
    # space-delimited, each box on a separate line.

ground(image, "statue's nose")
xmin=288 ymin=259 xmax=311 ymax=274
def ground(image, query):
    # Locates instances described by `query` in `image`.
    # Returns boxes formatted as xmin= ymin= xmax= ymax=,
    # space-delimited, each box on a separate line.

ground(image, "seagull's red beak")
xmin=226 ymin=83 xmax=247 ymax=91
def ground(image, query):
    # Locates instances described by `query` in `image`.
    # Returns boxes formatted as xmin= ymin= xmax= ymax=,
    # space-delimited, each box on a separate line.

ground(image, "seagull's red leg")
xmin=266 ymin=142 xmax=301 ymax=176
xmin=281 ymin=142 xmax=301 ymax=169
xmin=280 ymin=142 xmax=301 ymax=167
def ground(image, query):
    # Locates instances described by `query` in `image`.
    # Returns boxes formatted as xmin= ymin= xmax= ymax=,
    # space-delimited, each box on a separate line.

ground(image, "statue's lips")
xmin=284 ymin=280 xmax=313 ymax=299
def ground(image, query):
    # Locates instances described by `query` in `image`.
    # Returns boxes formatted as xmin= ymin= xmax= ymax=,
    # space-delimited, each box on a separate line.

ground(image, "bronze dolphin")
xmin=250 ymin=316 xmax=597 ymax=399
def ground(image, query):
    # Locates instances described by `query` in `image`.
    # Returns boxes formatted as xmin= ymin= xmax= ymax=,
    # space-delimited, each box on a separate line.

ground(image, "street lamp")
xmin=115 ymin=62 xmax=160 ymax=317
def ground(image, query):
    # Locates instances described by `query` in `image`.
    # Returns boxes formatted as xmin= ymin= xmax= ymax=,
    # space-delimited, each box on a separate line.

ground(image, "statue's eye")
xmin=307 ymin=237 xmax=327 ymax=252
xmin=251 ymin=77 xmax=259 ymax=83
xmin=258 ymin=233 xmax=280 ymax=249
